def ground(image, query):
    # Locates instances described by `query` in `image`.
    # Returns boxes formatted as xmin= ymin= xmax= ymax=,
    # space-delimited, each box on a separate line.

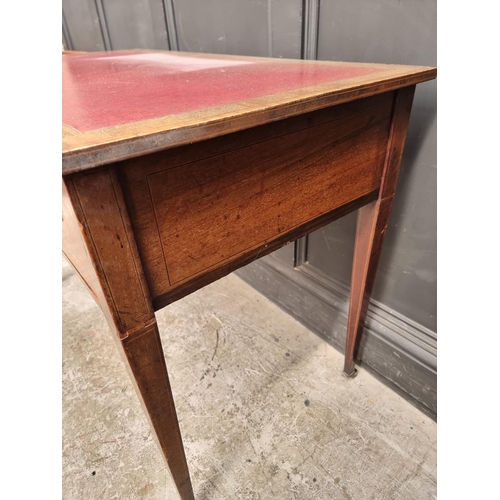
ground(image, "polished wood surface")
xmin=62 ymin=50 xmax=435 ymax=500
xmin=63 ymin=169 xmax=194 ymax=498
xmin=120 ymin=92 xmax=394 ymax=305
xmin=344 ymin=86 xmax=416 ymax=376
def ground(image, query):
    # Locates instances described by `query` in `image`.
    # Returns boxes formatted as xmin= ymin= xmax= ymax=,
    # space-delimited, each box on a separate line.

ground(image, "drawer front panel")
xmin=120 ymin=92 xmax=395 ymax=301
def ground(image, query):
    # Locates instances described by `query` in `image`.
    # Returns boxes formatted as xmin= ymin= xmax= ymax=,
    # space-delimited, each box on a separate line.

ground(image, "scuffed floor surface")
xmin=62 ymin=258 xmax=436 ymax=500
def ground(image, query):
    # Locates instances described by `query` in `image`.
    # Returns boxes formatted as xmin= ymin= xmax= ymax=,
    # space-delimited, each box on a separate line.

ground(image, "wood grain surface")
xmin=65 ymin=168 xmax=153 ymax=335
xmin=343 ymin=86 xmax=416 ymax=376
xmin=120 ymin=322 xmax=194 ymax=500
xmin=62 ymin=168 xmax=194 ymax=499
xmin=119 ymin=92 xmax=394 ymax=305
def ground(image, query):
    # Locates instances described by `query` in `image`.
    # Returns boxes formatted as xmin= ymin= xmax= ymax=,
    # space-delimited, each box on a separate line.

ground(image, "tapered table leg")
xmin=119 ymin=321 xmax=194 ymax=499
xmin=343 ymin=197 xmax=393 ymax=376
xmin=63 ymin=168 xmax=195 ymax=500
xmin=343 ymin=85 xmax=416 ymax=377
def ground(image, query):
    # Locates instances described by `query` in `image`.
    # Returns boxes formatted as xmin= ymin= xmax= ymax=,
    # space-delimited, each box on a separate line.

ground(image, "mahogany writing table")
xmin=62 ymin=50 xmax=436 ymax=499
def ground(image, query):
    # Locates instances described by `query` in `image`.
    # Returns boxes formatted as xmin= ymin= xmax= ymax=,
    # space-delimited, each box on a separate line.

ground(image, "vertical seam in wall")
xmin=301 ymin=0 xmax=320 ymax=60
xmin=162 ymin=0 xmax=179 ymax=51
xmin=314 ymin=0 xmax=320 ymax=59
xmin=296 ymin=0 xmax=320 ymax=263
xmin=62 ymin=9 xmax=74 ymax=51
xmin=267 ymin=0 xmax=273 ymax=57
xmin=94 ymin=0 xmax=112 ymax=50
xmin=294 ymin=236 xmax=308 ymax=268
xmin=300 ymin=0 xmax=307 ymax=59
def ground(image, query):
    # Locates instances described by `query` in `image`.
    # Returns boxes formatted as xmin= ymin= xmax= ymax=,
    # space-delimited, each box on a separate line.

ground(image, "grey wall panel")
xmin=173 ymin=0 xmax=301 ymax=58
xmin=269 ymin=0 xmax=302 ymax=59
xmin=62 ymin=10 xmax=73 ymax=51
xmin=173 ymin=0 xmax=268 ymax=56
xmin=62 ymin=0 xmax=105 ymax=52
xmin=272 ymin=242 xmax=295 ymax=266
xmin=62 ymin=32 xmax=69 ymax=51
xmin=102 ymin=0 xmax=169 ymax=50
xmin=309 ymin=0 xmax=437 ymax=331
xmin=318 ymin=0 xmax=436 ymax=65
xmin=307 ymin=211 xmax=357 ymax=285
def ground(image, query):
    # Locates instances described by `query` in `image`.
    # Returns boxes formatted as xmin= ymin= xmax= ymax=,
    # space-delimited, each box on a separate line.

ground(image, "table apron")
xmin=113 ymin=91 xmax=396 ymax=308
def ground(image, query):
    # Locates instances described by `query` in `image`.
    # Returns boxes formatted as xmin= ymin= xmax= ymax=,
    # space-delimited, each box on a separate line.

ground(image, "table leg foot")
xmin=342 ymin=367 xmax=358 ymax=379
xmin=344 ymin=197 xmax=394 ymax=376
xmin=120 ymin=321 xmax=195 ymax=500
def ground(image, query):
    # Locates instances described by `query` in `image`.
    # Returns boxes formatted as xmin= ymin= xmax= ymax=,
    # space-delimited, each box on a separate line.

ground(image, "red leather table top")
xmin=62 ymin=50 xmax=436 ymax=173
xmin=63 ymin=51 xmax=382 ymax=132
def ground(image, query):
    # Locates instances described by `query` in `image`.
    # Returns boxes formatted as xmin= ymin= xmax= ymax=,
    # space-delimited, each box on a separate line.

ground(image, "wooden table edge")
xmin=62 ymin=67 xmax=436 ymax=175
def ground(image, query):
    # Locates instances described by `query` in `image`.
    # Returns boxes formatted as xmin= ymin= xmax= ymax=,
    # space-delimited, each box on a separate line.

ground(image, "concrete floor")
xmin=62 ymin=258 xmax=436 ymax=500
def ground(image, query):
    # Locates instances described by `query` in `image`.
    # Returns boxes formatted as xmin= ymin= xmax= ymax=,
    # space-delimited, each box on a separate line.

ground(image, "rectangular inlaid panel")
xmin=119 ymin=91 xmax=396 ymax=300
